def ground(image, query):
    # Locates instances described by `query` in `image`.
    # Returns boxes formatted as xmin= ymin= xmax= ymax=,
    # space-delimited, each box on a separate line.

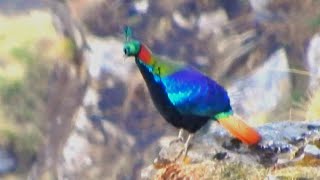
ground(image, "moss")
xmin=13 ymin=127 xmax=41 ymax=172
xmin=0 ymin=62 xmax=47 ymax=124
xmin=154 ymin=161 xmax=268 ymax=179
xmin=271 ymin=166 xmax=320 ymax=179
xmin=0 ymin=113 xmax=41 ymax=172
xmin=0 ymin=80 xmax=23 ymax=101
xmin=309 ymin=13 xmax=320 ymax=30
xmin=10 ymin=46 xmax=35 ymax=65
xmin=155 ymin=160 xmax=320 ymax=179
xmin=218 ymin=163 xmax=267 ymax=180
xmin=0 ymin=113 xmax=19 ymax=145
xmin=306 ymin=89 xmax=320 ymax=120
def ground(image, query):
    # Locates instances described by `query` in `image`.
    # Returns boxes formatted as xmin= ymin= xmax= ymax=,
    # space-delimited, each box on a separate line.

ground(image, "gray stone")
xmin=0 ymin=148 xmax=16 ymax=174
xmin=197 ymin=9 xmax=229 ymax=39
xmin=307 ymin=33 xmax=320 ymax=89
xmin=146 ymin=120 xmax=320 ymax=174
xmin=85 ymin=37 xmax=135 ymax=81
xmin=228 ymin=49 xmax=291 ymax=123
xmin=249 ymin=0 xmax=275 ymax=22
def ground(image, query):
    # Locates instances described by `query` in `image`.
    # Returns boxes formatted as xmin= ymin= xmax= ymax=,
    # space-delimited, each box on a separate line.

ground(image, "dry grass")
xmin=306 ymin=88 xmax=320 ymax=120
xmin=270 ymin=166 xmax=320 ymax=179
xmin=154 ymin=161 xmax=268 ymax=180
xmin=154 ymin=160 xmax=320 ymax=179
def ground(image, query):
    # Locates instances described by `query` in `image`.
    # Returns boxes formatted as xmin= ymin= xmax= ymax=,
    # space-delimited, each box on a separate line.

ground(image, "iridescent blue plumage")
xmin=161 ymin=67 xmax=232 ymax=117
xmin=135 ymin=57 xmax=232 ymax=133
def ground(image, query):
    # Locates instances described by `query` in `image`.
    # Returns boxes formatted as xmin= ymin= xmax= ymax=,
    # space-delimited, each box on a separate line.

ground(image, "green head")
xmin=122 ymin=26 xmax=153 ymax=64
xmin=123 ymin=26 xmax=140 ymax=57
xmin=123 ymin=40 xmax=141 ymax=57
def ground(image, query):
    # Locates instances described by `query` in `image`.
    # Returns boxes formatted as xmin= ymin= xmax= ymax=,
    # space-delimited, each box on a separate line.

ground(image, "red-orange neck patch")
xmin=137 ymin=44 xmax=153 ymax=65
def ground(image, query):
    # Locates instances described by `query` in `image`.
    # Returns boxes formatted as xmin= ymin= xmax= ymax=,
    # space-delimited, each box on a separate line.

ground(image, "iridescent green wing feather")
xmin=150 ymin=56 xmax=186 ymax=77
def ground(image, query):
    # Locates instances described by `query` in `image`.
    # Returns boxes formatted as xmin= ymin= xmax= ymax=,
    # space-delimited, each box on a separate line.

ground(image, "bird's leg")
xmin=182 ymin=134 xmax=193 ymax=158
xmin=178 ymin=129 xmax=184 ymax=140
xmin=172 ymin=133 xmax=194 ymax=162
xmin=170 ymin=129 xmax=184 ymax=145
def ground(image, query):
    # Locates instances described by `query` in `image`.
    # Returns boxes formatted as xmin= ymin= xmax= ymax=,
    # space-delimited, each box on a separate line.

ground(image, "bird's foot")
xmin=172 ymin=148 xmax=185 ymax=162
xmin=169 ymin=136 xmax=184 ymax=146
xmin=172 ymin=134 xmax=193 ymax=162
xmin=171 ymin=143 xmax=192 ymax=163
xmin=169 ymin=129 xmax=184 ymax=146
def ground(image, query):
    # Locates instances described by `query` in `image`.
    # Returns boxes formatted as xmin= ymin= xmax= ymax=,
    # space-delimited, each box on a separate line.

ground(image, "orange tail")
xmin=217 ymin=115 xmax=261 ymax=145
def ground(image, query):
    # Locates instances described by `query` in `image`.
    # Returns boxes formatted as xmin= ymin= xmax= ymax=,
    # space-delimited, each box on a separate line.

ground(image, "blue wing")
xmin=160 ymin=67 xmax=232 ymax=117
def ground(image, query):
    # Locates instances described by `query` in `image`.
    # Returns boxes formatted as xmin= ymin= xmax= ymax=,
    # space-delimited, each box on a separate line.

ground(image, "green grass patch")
xmin=0 ymin=11 xmax=61 ymax=174
xmin=309 ymin=13 xmax=320 ymax=30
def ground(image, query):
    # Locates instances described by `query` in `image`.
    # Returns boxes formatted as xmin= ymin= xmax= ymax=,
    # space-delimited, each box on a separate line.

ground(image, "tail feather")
xmin=217 ymin=115 xmax=261 ymax=145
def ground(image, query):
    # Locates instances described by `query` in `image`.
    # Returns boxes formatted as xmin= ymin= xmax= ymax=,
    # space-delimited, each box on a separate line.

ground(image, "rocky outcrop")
xmin=58 ymin=106 xmax=137 ymax=179
xmin=229 ymin=49 xmax=291 ymax=123
xmin=307 ymin=34 xmax=320 ymax=89
xmin=142 ymin=121 xmax=320 ymax=179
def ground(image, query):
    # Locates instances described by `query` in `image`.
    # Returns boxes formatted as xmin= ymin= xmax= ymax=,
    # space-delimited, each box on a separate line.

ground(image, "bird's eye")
xmin=123 ymin=47 xmax=129 ymax=55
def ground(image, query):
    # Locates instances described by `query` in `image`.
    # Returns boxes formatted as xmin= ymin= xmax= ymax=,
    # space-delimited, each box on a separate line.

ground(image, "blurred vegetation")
xmin=306 ymin=88 xmax=320 ymax=120
xmin=0 ymin=11 xmax=61 ymax=172
xmin=155 ymin=160 xmax=320 ymax=179
xmin=220 ymin=163 xmax=320 ymax=180
xmin=266 ymin=0 xmax=320 ymax=104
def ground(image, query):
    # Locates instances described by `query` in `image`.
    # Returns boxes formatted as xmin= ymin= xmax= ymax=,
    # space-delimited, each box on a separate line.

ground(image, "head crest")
xmin=123 ymin=26 xmax=141 ymax=57
xmin=122 ymin=26 xmax=152 ymax=64
xmin=123 ymin=26 xmax=133 ymax=42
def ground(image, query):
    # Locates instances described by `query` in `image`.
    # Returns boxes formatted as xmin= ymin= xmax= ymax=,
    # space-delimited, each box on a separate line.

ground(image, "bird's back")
xmin=160 ymin=66 xmax=232 ymax=117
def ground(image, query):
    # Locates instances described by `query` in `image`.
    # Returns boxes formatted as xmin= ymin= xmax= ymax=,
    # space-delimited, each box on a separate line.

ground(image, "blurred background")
xmin=0 ymin=0 xmax=319 ymax=179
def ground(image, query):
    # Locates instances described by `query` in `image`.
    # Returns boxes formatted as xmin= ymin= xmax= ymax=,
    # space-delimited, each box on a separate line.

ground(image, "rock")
xmin=249 ymin=0 xmax=271 ymax=14
xmin=228 ymin=49 xmax=291 ymax=124
xmin=0 ymin=0 xmax=45 ymax=14
xmin=172 ymin=11 xmax=196 ymax=30
xmin=59 ymin=107 xmax=136 ymax=179
xmin=85 ymin=36 xmax=135 ymax=81
xmin=249 ymin=0 xmax=274 ymax=22
xmin=219 ymin=0 xmax=245 ymax=18
xmin=307 ymin=33 xmax=320 ymax=89
xmin=197 ymin=9 xmax=229 ymax=39
xmin=142 ymin=120 xmax=320 ymax=179
xmin=134 ymin=0 xmax=149 ymax=14
xmin=0 ymin=148 xmax=16 ymax=174
xmin=305 ymin=145 xmax=320 ymax=159
xmin=213 ymin=30 xmax=259 ymax=79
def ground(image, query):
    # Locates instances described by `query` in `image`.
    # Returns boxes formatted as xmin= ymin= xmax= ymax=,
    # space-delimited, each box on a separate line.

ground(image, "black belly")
xmin=136 ymin=59 xmax=209 ymax=133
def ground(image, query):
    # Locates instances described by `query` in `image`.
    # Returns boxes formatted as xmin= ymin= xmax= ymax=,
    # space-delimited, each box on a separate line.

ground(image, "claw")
xmin=182 ymin=134 xmax=193 ymax=158
xmin=172 ymin=134 xmax=194 ymax=162
xmin=169 ymin=129 xmax=184 ymax=145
